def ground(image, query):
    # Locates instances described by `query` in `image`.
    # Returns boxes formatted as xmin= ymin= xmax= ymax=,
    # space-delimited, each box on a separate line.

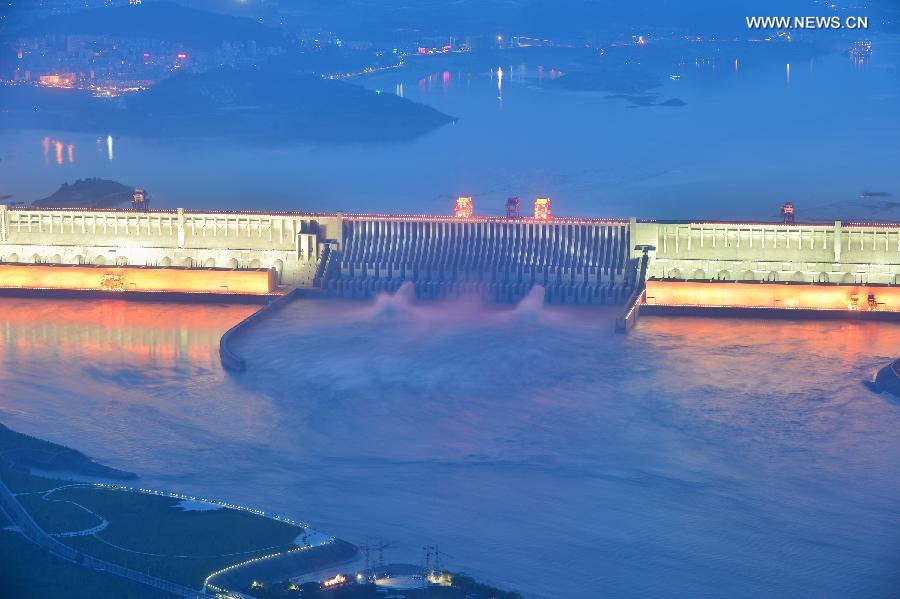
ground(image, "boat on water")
xmin=868 ymin=358 xmax=900 ymax=396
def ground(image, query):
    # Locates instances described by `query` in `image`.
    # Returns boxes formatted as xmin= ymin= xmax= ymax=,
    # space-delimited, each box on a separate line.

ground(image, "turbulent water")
xmin=0 ymin=292 xmax=898 ymax=598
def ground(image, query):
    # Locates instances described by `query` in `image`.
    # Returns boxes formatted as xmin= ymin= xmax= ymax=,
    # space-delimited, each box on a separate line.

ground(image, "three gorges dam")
xmin=1 ymin=198 xmax=899 ymax=364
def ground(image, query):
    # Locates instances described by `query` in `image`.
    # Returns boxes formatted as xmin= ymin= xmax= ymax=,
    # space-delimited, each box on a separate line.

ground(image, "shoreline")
xmin=0 ymin=421 xmax=351 ymax=596
xmin=0 ymin=421 xmax=525 ymax=598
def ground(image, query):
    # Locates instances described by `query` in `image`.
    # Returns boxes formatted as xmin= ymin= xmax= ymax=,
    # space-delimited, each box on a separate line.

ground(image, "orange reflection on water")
xmin=638 ymin=301 xmax=899 ymax=377
xmin=632 ymin=312 xmax=900 ymax=445
xmin=40 ymin=137 xmax=76 ymax=165
xmin=0 ymin=298 xmax=257 ymax=369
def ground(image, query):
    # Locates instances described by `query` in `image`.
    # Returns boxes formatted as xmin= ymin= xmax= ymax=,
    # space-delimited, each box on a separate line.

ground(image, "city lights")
xmin=322 ymin=574 xmax=348 ymax=587
xmin=38 ymin=73 xmax=75 ymax=88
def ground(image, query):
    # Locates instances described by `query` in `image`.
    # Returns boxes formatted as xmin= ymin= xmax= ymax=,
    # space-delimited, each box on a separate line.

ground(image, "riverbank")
xmin=0 ymin=421 xmax=525 ymax=598
xmin=0 ymin=422 xmax=340 ymax=596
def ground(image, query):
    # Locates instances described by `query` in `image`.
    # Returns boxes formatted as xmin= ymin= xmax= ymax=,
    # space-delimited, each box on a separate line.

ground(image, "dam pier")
xmin=1 ymin=203 xmax=898 ymax=332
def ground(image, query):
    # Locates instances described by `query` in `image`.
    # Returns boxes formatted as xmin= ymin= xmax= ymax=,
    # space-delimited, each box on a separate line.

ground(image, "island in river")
xmin=0 ymin=68 xmax=456 ymax=144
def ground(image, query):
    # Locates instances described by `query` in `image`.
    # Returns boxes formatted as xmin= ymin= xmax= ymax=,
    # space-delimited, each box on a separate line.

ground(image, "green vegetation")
xmin=0 ymin=424 xmax=521 ymax=598
xmin=56 ymin=487 xmax=301 ymax=556
xmin=0 ymin=422 xmax=136 ymax=483
xmin=61 ymin=533 xmax=258 ymax=589
xmin=1 ymin=422 xmax=305 ymax=590
xmin=0 ymin=459 xmax=68 ymax=494
xmin=17 ymin=491 xmax=102 ymax=534
xmin=45 ymin=486 xmax=304 ymax=587
xmin=0 ymin=422 xmax=70 ymax=453
xmin=8 ymin=483 xmax=306 ymax=589
xmin=0 ymin=529 xmax=170 ymax=599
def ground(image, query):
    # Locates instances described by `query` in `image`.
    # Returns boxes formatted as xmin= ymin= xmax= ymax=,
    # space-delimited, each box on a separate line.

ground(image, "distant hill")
xmin=206 ymin=0 xmax=853 ymax=39
xmin=13 ymin=1 xmax=287 ymax=48
xmin=0 ymin=421 xmax=136 ymax=480
xmin=0 ymin=68 xmax=456 ymax=143
xmin=34 ymin=178 xmax=134 ymax=208
xmin=120 ymin=68 xmax=456 ymax=142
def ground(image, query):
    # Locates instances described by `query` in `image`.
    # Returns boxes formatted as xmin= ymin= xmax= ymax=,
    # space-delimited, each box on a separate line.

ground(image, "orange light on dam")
xmin=645 ymin=280 xmax=900 ymax=312
xmin=0 ymin=264 xmax=276 ymax=295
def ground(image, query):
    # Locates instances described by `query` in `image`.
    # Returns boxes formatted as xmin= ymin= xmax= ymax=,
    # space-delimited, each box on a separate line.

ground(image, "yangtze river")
xmin=0 ymin=291 xmax=898 ymax=598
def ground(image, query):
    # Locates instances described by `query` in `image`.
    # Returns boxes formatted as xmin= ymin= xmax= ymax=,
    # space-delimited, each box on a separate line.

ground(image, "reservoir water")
xmin=1 ymin=36 xmax=899 ymax=221
xmin=0 ymin=294 xmax=898 ymax=598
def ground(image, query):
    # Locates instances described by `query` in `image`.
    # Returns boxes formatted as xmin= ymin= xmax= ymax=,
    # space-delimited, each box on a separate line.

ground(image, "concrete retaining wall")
xmin=219 ymin=288 xmax=305 ymax=371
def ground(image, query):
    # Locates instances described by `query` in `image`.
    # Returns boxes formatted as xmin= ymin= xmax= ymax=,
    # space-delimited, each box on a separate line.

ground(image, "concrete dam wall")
xmin=632 ymin=220 xmax=900 ymax=285
xmin=2 ymin=206 xmax=898 ymax=307
xmin=0 ymin=205 xmax=340 ymax=287
xmin=324 ymin=216 xmax=634 ymax=303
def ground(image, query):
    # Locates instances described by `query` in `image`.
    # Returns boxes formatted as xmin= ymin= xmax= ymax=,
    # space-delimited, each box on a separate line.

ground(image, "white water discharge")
xmin=0 ymin=293 xmax=898 ymax=597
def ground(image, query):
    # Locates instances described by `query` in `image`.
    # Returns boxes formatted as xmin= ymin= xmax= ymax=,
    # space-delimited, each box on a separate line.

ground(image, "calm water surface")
xmin=0 ymin=37 xmax=898 ymax=221
xmin=0 ymin=294 xmax=898 ymax=598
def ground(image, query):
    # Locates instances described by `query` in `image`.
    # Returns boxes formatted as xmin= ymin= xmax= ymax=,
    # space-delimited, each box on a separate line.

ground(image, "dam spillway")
xmin=327 ymin=215 xmax=634 ymax=303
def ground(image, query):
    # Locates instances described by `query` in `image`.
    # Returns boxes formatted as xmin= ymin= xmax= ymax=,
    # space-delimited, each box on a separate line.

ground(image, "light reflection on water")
xmin=41 ymin=136 xmax=75 ymax=165
xmin=0 ymin=294 xmax=898 ymax=598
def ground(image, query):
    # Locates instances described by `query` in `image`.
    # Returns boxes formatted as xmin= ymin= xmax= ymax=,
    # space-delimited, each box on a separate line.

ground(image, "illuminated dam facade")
xmin=1 ymin=205 xmax=898 ymax=307
xmin=331 ymin=215 xmax=633 ymax=302
xmin=0 ymin=206 xmax=634 ymax=303
xmin=632 ymin=220 xmax=900 ymax=286
xmin=0 ymin=205 xmax=329 ymax=292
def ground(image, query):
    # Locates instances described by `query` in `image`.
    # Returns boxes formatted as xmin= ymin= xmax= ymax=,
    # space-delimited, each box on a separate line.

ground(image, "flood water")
xmin=1 ymin=293 xmax=898 ymax=598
